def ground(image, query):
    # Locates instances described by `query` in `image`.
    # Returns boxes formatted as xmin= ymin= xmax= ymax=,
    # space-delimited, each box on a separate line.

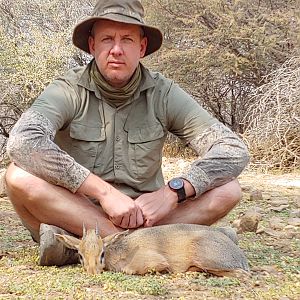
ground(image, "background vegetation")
xmin=0 ymin=0 xmax=299 ymax=170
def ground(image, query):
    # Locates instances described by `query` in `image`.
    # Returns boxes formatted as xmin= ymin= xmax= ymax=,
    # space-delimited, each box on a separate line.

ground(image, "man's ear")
xmin=88 ymin=36 xmax=95 ymax=56
xmin=55 ymin=233 xmax=80 ymax=250
xmin=140 ymin=37 xmax=148 ymax=58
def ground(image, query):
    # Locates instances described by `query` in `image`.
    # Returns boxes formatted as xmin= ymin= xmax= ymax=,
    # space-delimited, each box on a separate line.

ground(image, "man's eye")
xmin=102 ymin=37 xmax=112 ymax=42
xmin=123 ymin=37 xmax=133 ymax=42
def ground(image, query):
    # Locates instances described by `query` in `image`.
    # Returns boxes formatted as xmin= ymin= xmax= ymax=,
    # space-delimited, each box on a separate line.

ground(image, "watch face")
xmin=169 ymin=178 xmax=184 ymax=190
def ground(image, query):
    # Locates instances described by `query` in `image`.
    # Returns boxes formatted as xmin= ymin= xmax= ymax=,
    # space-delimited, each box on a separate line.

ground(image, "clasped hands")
xmin=100 ymin=186 xmax=178 ymax=229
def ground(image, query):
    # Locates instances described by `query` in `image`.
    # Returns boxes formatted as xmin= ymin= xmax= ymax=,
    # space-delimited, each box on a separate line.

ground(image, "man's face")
xmin=88 ymin=20 xmax=147 ymax=88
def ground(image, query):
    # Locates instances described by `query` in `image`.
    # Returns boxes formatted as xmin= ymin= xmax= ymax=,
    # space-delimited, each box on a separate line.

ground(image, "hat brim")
xmin=72 ymin=14 xmax=163 ymax=57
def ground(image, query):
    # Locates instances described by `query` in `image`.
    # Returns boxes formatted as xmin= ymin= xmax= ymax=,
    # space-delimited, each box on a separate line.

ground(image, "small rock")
xmin=269 ymin=216 xmax=285 ymax=230
xmin=287 ymin=218 xmax=300 ymax=227
xmin=270 ymin=204 xmax=289 ymax=212
xmin=232 ymin=207 xmax=262 ymax=233
xmin=270 ymin=198 xmax=289 ymax=207
xmin=249 ymin=190 xmax=263 ymax=201
xmin=256 ymin=224 xmax=265 ymax=234
xmin=263 ymin=228 xmax=282 ymax=238
xmin=295 ymin=196 xmax=300 ymax=208
xmin=290 ymin=209 xmax=300 ymax=218
xmin=254 ymin=281 xmax=260 ymax=286
xmin=262 ymin=265 xmax=279 ymax=274
xmin=281 ymin=229 xmax=298 ymax=239
xmin=241 ymin=185 xmax=252 ymax=193
xmin=284 ymin=225 xmax=296 ymax=230
xmin=263 ymin=193 xmax=272 ymax=200
xmin=252 ymin=265 xmax=279 ymax=274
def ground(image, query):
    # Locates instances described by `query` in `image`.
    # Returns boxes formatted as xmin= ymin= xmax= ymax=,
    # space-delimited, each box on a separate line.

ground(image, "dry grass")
xmin=243 ymin=56 xmax=300 ymax=171
xmin=162 ymin=136 xmax=197 ymax=159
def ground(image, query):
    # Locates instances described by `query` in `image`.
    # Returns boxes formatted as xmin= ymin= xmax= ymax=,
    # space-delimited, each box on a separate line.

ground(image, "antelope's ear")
xmin=55 ymin=233 xmax=80 ymax=250
xmin=103 ymin=230 xmax=130 ymax=246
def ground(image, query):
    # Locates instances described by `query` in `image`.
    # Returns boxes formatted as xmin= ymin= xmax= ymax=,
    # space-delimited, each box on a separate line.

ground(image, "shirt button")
xmin=115 ymin=165 xmax=120 ymax=170
xmin=116 ymin=136 xmax=120 ymax=142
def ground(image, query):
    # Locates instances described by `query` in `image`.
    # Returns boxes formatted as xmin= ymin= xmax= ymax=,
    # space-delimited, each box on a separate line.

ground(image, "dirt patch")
xmin=0 ymin=162 xmax=299 ymax=299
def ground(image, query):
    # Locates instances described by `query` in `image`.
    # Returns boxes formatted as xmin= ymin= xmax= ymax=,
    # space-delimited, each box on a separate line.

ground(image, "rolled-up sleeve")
xmin=164 ymin=82 xmax=249 ymax=196
xmin=180 ymin=122 xmax=250 ymax=196
xmin=7 ymin=110 xmax=90 ymax=192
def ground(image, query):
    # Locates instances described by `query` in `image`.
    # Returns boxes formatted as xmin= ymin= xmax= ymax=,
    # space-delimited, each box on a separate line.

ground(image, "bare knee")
xmin=217 ymin=179 xmax=242 ymax=207
xmin=205 ymin=179 xmax=242 ymax=217
xmin=5 ymin=163 xmax=42 ymax=202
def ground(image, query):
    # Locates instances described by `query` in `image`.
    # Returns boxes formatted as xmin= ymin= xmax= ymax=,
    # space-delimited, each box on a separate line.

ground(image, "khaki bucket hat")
xmin=73 ymin=0 xmax=163 ymax=56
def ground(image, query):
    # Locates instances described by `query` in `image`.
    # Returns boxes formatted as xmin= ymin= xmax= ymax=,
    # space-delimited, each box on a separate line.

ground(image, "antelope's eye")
xmin=100 ymin=251 xmax=105 ymax=264
xmin=78 ymin=253 xmax=84 ymax=265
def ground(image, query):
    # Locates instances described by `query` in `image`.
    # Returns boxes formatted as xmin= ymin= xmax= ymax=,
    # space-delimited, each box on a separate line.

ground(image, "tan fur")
xmin=56 ymin=224 xmax=250 ymax=276
xmin=56 ymin=228 xmax=105 ymax=274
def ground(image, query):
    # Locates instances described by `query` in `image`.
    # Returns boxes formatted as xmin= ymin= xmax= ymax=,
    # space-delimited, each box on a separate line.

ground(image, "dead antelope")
xmin=55 ymin=223 xmax=250 ymax=276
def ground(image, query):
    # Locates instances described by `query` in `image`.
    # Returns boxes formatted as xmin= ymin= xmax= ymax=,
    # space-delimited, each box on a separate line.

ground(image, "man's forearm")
xmin=6 ymin=110 xmax=90 ymax=193
xmin=181 ymin=123 xmax=250 ymax=196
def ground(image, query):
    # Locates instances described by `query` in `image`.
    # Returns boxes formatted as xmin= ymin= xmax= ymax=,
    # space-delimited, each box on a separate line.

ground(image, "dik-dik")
xmin=55 ymin=223 xmax=250 ymax=276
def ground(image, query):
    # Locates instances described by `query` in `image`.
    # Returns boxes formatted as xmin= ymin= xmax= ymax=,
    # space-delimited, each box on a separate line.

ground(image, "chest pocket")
xmin=69 ymin=122 xmax=106 ymax=171
xmin=126 ymin=123 xmax=165 ymax=179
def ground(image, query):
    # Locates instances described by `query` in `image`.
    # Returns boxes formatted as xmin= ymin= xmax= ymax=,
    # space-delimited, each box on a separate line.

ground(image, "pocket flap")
xmin=127 ymin=124 xmax=164 ymax=143
xmin=70 ymin=122 xmax=106 ymax=141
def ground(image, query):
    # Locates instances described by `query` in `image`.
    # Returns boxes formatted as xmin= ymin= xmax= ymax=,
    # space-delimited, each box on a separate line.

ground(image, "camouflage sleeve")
xmin=180 ymin=123 xmax=250 ymax=196
xmin=6 ymin=110 xmax=90 ymax=193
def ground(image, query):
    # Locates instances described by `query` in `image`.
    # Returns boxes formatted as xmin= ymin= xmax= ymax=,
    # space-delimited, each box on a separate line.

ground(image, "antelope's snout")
xmin=78 ymin=229 xmax=105 ymax=274
xmin=83 ymin=249 xmax=105 ymax=274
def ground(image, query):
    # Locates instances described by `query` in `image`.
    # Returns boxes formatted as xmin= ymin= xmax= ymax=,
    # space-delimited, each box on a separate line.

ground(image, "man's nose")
xmin=110 ymin=42 xmax=123 ymax=56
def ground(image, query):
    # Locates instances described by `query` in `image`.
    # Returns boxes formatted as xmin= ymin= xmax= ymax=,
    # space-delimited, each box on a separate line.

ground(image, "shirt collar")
xmin=77 ymin=61 xmax=156 ymax=97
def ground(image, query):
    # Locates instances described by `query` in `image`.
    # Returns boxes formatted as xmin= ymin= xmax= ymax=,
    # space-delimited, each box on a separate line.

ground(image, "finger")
xmin=127 ymin=208 xmax=143 ymax=228
xmin=127 ymin=212 xmax=137 ymax=229
xmin=119 ymin=215 xmax=130 ymax=229
xmin=109 ymin=215 xmax=123 ymax=227
xmin=135 ymin=208 xmax=144 ymax=227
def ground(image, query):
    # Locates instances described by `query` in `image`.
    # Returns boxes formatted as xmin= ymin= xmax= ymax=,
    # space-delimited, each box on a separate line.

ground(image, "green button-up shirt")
xmin=7 ymin=62 xmax=249 ymax=198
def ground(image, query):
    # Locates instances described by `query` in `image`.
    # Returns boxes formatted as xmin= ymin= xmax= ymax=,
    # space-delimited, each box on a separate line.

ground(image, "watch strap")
xmin=168 ymin=178 xmax=187 ymax=203
xmin=177 ymin=187 xmax=186 ymax=203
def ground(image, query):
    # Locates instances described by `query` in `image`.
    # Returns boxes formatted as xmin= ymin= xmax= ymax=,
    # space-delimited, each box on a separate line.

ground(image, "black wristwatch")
xmin=168 ymin=177 xmax=186 ymax=203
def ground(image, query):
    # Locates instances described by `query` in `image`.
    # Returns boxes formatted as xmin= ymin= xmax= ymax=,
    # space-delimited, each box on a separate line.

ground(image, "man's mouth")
xmin=108 ymin=61 xmax=124 ymax=68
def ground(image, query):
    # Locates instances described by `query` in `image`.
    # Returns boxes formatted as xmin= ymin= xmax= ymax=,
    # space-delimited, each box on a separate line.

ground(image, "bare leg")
xmin=156 ymin=179 xmax=241 ymax=226
xmin=6 ymin=162 xmax=241 ymax=239
xmin=5 ymin=163 xmax=121 ymax=239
